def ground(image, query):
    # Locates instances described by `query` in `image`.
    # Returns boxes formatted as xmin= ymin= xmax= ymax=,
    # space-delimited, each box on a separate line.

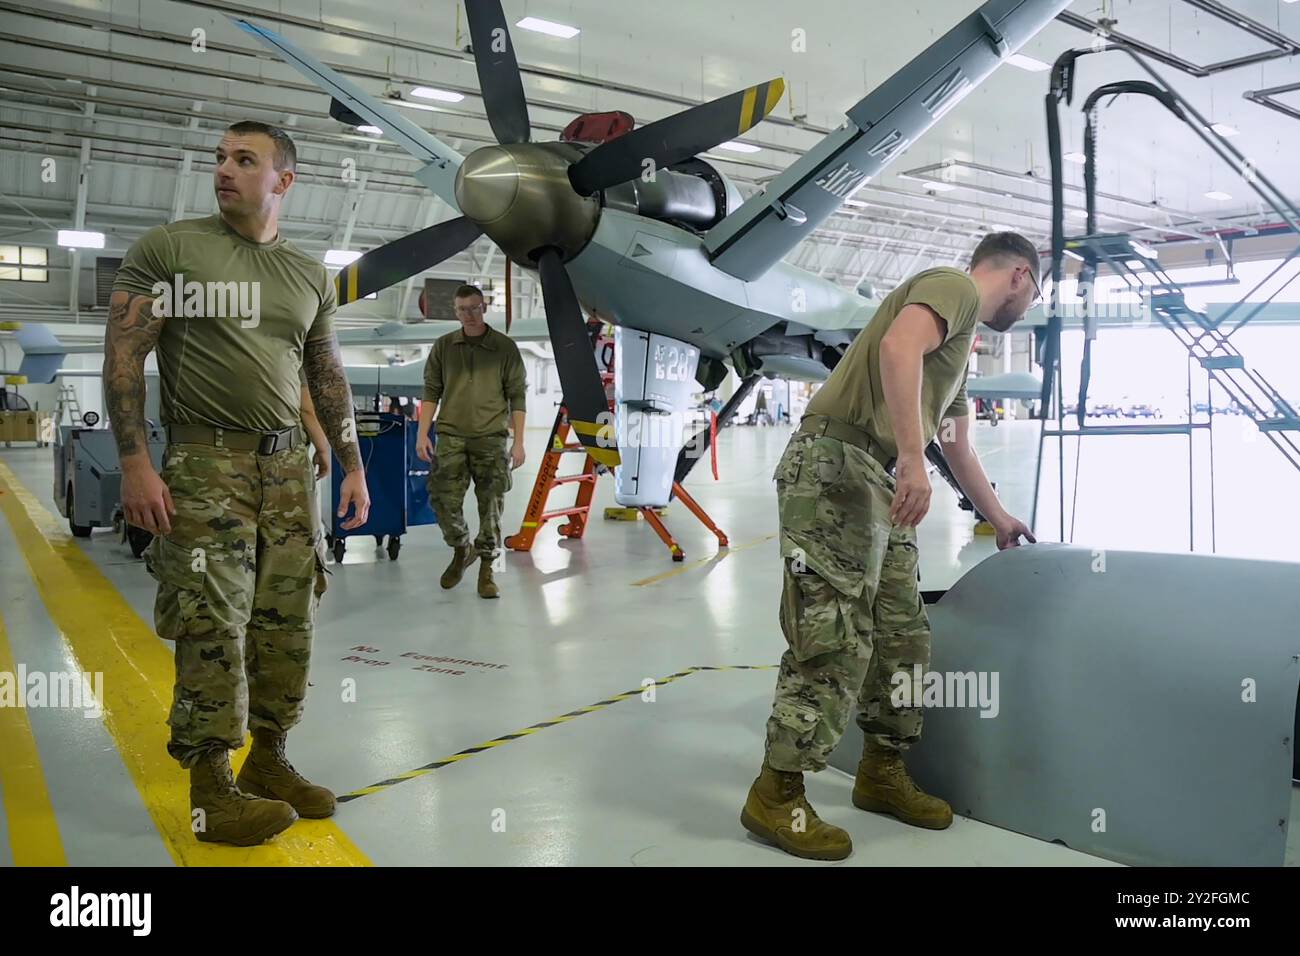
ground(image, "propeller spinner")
xmin=333 ymin=0 xmax=785 ymax=467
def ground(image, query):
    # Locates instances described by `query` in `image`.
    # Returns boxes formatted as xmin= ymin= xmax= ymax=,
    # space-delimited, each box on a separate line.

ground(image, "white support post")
xmin=817 ymin=233 xmax=848 ymax=277
xmin=68 ymin=87 xmax=96 ymax=317
xmin=169 ymin=101 xmax=204 ymax=223
xmin=334 ymin=142 xmax=377 ymax=252
xmin=395 ymin=196 xmax=439 ymax=321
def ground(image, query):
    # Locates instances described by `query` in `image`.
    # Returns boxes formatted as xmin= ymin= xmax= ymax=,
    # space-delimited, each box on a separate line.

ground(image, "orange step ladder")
xmin=504 ymin=375 xmax=728 ymax=562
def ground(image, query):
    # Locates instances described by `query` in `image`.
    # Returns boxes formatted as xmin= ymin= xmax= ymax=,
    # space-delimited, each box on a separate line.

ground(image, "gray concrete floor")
xmin=1 ymin=418 xmax=1296 ymax=865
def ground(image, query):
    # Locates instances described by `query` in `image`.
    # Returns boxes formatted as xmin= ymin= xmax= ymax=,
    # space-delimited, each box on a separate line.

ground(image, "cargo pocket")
xmin=809 ymin=436 xmax=846 ymax=487
xmin=779 ymin=560 xmax=850 ymax=662
xmin=313 ymin=533 xmax=331 ymax=599
xmin=772 ymin=436 xmax=806 ymax=485
xmin=770 ymin=698 xmax=822 ymax=739
xmin=147 ymin=535 xmax=214 ymax=641
xmin=426 ymin=449 xmax=440 ymax=497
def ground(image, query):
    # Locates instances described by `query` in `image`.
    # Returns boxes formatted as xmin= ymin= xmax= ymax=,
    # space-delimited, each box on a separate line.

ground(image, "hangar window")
xmin=0 ymin=245 xmax=48 ymax=282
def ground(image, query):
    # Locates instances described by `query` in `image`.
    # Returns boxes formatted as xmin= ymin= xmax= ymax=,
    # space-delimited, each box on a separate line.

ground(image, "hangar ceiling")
xmin=0 ymin=0 xmax=1297 ymax=332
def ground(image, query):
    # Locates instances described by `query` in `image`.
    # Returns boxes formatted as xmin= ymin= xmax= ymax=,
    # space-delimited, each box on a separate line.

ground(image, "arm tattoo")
xmin=103 ymin=291 xmax=163 ymax=459
xmin=303 ymin=334 xmax=362 ymax=472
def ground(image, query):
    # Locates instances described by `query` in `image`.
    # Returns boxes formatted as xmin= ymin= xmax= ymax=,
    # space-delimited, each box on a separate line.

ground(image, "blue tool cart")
xmin=326 ymin=412 xmax=436 ymax=561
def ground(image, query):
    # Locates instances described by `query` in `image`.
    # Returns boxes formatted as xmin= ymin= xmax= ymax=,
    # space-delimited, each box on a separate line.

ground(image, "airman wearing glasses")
xmin=416 ymin=283 xmax=527 ymax=599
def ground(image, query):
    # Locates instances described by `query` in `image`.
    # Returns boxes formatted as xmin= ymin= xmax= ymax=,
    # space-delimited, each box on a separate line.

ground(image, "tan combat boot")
xmin=440 ymin=545 xmax=474 ymax=589
xmin=741 ymin=762 xmax=852 ymax=861
xmin=852 ymin=740 xmax=953 ymax=829
xmin=477 ymin=557 xmax=499 ymax=599
xmin=190 ymin=748 xmax=298 ymax=846
xmin=236 ymin=728 xmax=337 ymax=818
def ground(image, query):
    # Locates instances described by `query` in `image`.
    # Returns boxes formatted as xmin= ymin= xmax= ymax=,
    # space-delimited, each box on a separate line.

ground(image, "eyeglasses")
xmin=454 ymin=303 xmax=485 ymax=316
xmin=1024 ymin=265 xmax=1043 ymax=307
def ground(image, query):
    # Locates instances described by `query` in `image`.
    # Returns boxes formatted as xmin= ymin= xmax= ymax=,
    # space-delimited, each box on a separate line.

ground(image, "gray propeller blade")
xmin=464 ymin=0 xmax=531 ymax=145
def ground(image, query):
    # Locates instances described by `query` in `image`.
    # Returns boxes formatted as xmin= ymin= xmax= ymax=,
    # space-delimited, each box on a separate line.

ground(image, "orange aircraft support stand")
xmin=505 ymin=379 xmax=728 ymax=562
xmin=639 ymin=481 xmax=728 ymax=561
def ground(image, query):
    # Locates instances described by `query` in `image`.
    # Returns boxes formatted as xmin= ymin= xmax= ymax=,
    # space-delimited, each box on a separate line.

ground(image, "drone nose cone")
xmin=454 ymin=146 xmax=519 ymax=225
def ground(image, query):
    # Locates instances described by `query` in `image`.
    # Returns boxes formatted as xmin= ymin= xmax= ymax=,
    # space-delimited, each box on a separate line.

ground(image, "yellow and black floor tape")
xmin=338 ymin=664 xmax=776 ymax=803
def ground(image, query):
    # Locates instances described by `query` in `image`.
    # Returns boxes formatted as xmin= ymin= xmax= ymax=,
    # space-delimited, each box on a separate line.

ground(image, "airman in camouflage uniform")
xmin=107 ymin=122 xmax=369 ymax=847
xmin=416 ymin=283 xmax=528 ymax=599
xmin=743 ymin=235 xmax=1041 ymax=861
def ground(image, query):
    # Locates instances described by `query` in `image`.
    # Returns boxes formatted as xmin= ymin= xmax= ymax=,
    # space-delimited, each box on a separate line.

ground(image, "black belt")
xmin=166 ymin=423 xmax=300 ymax=455
xmin=797 ymin=414 xmax=896 ymax=474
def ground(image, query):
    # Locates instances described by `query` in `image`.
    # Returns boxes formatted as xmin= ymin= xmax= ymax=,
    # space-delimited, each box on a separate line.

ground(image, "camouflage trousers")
xmin=427 ymin=432 xmax=512 ymax=559
xmin=144 ymin=440 xmax=328 ymax=769
xmin=764 ymin=431 xmax=931 ymax=773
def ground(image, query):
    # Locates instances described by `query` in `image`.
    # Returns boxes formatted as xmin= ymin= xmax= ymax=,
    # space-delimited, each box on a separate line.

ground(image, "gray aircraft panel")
xmin=704 ymin=0 xmax=1073 ymax=281
xmin=750 ymin=354 xmax=837 ymax=383
xmin=569 ymin=209 xmax=870 ymax=360
xmin=231 ymin=17 xmax=464 ymax=212
xmin=335 ymin=318 xmax=552 ymax=347
xmin=828 ymin=544 xmax=1299 ymax=866
xmin=967 ymin=371 xmax=1043 ymax=400
xmin=342 ymin=363 xmax=427 ymax=399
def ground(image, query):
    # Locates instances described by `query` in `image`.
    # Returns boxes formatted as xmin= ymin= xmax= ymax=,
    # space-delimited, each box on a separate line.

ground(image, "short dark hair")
xmin=225 ymin=121 xmax=297 ymax=172
xmin=970 ymin=231 xmax=1040 ymax=284
xmin=454 ymin=283 xmax=484 ymax=301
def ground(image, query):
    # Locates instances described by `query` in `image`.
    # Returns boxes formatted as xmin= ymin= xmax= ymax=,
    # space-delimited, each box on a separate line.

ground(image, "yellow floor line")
xmin=0 ymin=606 xmax=68 ymax=865
xmin=632 ymin=533 xmax=777 ymax=587
xmin=337 ymin=664 xmax=777 ymax=803
xmin=0 ymin=461 xmax=371 ymax=867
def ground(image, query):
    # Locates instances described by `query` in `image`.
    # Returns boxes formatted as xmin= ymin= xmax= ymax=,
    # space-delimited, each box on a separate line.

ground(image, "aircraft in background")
xmin=0 ymin=323 xmax=104 ymax=385
xmin=0 ymin=319 xmax=485 ymax=401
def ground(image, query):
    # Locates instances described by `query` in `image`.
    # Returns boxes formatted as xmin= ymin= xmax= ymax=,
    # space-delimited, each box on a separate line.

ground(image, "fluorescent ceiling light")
xmin=357 ymin=125 xmax=383 ymax=135
xmin=1063 ymin=249 xmax=1085 ymax=262
xmin=57 ymin=229 xmax=104 ymax=249
xmin=991 ymin=224 xmax=1012 ymax=231
xmin=1205 ymin=190 xmax=1233 ymax=201
xmin=1064 ymin=151 xmax=1087 ymax=164
xmin=325 ymin=249 xmax=363 ymax=266
xmin=390 ymin=100 xmax=463 ymax=117
xmin=1006 ymin=53 xmax=1050 ymax=72
xmin=1208 ymin=123 xmax=1238 ymax=136
xmin=1066 ymin=208 xmax=1087 ymax=219
xmin=716 ymin=140 xmax=761 ymax=153
xmin=409 ymin=87 xmax=465 ymax=103
xmin=844 ymin=199 xmax=869 ymax=209
xmin=516 ymin=16 xmax=580 ymax=39
xmin=924 ymin=181 xmax=957 ymax=192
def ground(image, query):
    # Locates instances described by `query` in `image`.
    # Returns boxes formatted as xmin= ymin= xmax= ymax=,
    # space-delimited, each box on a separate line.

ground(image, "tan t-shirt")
xmin=806 ymin=266 xmax=980 ymax=458
xmin=422 ymin=325 xmax=527 ymax=438
xmin=112 ymin=214 xmax=336 ymax=432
